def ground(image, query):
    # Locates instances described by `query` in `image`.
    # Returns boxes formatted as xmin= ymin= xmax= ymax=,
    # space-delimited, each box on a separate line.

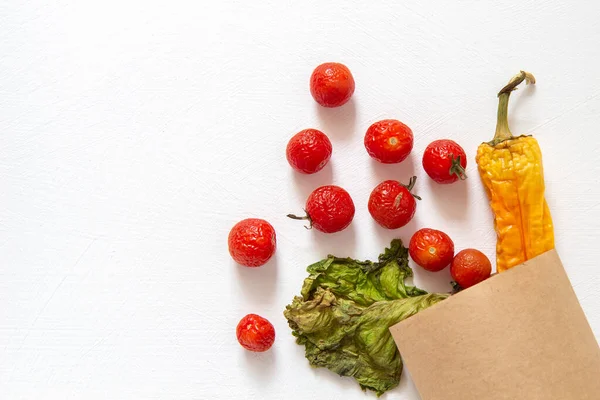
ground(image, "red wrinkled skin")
xmin=286 ymin=129 xmax=332 ymax=174
xmin=422 ymin=139 xmax=467 ymax=184
xmin=310 ymin=62 xmax=355 ymax=108
xmin=364 ymin=119 xmax=413 ymax=164
xmin=451 ymin=249 xmax=492 ymax=289
xmin=228 ymin=218 xmax=276 ymax=267
xmin=236 ymin=314 xmax=275 ymax=352
xmin=368 ymin=180 xmax=416 ymax=229
xmin=409 ymin=228 xmax=455 ymax=272
xmin=306 ymin=185 xmax=355 ymax=233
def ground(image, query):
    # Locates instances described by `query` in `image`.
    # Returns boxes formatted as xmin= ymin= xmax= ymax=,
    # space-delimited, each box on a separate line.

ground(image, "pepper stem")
xmin=492 ymin=71 xmax=536 ymax=145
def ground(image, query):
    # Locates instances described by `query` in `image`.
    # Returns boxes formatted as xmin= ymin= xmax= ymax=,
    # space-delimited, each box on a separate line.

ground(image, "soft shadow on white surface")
xmin=291 ymin=162 xmax=334 ymax=198
xmin=312 ymin=223 xmax=357 ymax=258
xmin=315 ymin=99 xmax=357 ymax=141
xmin=411 ymin=261 xmax=453 ymax=294
xmin=426 ymin=178 xmax=470 ymax=220
xmin=234 ymin=253 xmax=279 ymax=303
xmin=309 ymin=365 xmax=367 ymax=398
xmin=308 ymin=364 xmax=414 ymax=399
xmin=370 ymin=155 xmax=417 ymax=184
xmin=372 ymin=212 xmax=420 ymax=248
xmin=397 ymin=367 xmax=423 ymax=400
xmin=242 ymin=347 xmax=277 ymax=380
xmin=509 ymin=83 xmax=537 ymax=116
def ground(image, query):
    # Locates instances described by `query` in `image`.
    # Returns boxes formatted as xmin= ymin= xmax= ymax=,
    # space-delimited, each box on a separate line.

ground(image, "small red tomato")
xmin=364 ymin=119 xmax=413 ymax=164
xmin=288 ymin=185 xmax=355 ymax=233
xmin=422 ymin=139 xmax=467 ymax=184
xmin=310 ymin=62 xmax=355 ymax=108
xmin=451 ymin=249 xmax=492 ymax=289
xmin=368 ymin=176 xmax=420 ymax=229
xmin=409 ymin=228 xmax=455 ymax=272
xmin=236 ymin=314 xmax=275 ymax=352
xmin=228 ymin=218 xmax=276 ymax=267
xmin=286 ymin=129 xmax=332 ymax=174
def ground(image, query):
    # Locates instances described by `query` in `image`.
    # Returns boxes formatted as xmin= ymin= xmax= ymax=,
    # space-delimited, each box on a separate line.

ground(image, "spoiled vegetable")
xmin=475 ymin=71 xmax=554 ymax=272
xmin=284 ymin=239 xmax=447 ymax=396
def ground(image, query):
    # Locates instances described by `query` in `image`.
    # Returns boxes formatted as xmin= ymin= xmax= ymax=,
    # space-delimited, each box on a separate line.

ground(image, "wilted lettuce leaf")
xmin=284 ymin=239 xmax=447 ymax=396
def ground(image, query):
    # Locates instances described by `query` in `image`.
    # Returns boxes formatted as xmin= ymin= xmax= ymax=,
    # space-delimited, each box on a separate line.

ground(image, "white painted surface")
xmin=1 ymin=0 xmax=599 ymax=398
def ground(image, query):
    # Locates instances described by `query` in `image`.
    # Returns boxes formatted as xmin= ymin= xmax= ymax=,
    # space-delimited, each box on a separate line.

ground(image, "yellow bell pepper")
xmin=476 ymin=71 xmax=554 ymax=272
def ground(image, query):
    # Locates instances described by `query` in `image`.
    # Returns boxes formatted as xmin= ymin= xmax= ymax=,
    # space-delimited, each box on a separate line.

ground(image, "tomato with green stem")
xmin=368 ymin=176 xmax=421 ymax=229
xmin=422 ymin=139 xmax=467 ymax=184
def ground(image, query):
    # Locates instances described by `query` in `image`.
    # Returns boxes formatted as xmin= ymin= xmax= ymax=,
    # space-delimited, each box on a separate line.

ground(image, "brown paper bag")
xmin=390 ymin=249 xmax=600 ymax=400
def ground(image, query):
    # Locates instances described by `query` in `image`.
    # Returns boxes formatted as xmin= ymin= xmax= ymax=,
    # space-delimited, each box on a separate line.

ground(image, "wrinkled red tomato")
xmin=451 ymin=249 xmax=492 ymax=288
xmin=236 ymin=314 xmax=275 ymax=352
xmin=364 ymin=119 xmax=413 ymax=164
xmin=228 ymin=218 xmax=276 ymax=267
xmin=409 ymin=228 xmax=455 ymax=272
xmin=368 ymin=177 xmax=420 ymax=229
xmin=310 ymin=62 xmax=355 ymax=108
xmin=288 ymin=185 xmax=355 ymax=233
xmin=422 ymin=139 xmax=467 ymax=184
xmin=286 ymin=129 xmax=332 ymax=174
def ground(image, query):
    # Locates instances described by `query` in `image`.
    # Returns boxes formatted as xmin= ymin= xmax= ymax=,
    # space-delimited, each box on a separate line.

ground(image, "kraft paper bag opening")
xmin=390 ymin=249 xmax=600 ymax=400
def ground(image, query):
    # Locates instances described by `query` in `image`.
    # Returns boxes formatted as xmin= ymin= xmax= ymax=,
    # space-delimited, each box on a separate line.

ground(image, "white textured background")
xmin=2 ymin=0 xmax=600 ymax=399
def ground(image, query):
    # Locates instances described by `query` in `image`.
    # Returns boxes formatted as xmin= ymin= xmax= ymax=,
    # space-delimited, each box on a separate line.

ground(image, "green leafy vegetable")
xmin=284 ymin=239 xmax=447 ymax=396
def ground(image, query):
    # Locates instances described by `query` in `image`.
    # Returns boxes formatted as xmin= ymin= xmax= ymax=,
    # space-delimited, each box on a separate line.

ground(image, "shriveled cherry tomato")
xmin=228 ymin=218 xmax=276 ymax=267
xmin=422 ymin=139 xmax=467 ymax=184
xmin=286 ymin=129 xmax=332 ymax=174
xmin=409 ymin=228 xmax=454 ymax=272
xmin=451 ymin=249 xmax=492 ymax=288
xmin=236 ymin=314 xmax=275 ymax=352
xmin=368 ymin=176 xmax=420 ymax=229
xmin=310 ymin=62 xmax=355 ymax=108
xmin=288 ymin=185 xmax=355 ymax=233
xmin=364 ymin=119 xmax=413 ymax=164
